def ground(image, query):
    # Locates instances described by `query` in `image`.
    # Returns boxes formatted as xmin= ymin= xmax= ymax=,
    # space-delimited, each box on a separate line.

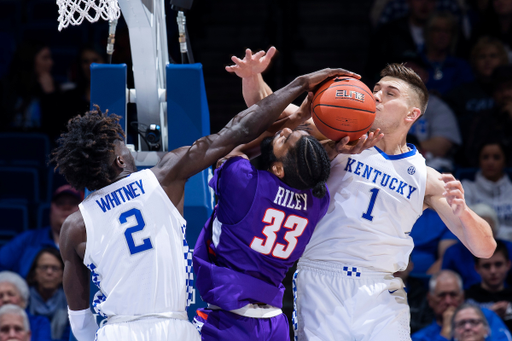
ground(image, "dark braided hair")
xmin=50 ymin=106 xmax=125 ymax=191
xmin=260 ymin=134 xmax=330 ymax=198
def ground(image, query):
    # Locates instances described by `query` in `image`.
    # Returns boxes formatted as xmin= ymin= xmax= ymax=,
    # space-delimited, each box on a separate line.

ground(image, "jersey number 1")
xmin=362 ymin=188 xmax=380 ymax=221
xmin=250 ymin=208 xmax=309 ymax=259
xmin=120 ymin=208 xmax=153 ymax=255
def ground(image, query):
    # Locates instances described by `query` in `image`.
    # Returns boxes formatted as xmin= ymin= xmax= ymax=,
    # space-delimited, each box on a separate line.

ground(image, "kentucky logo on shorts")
xmin=342 ymin=266 xmax=361 ymax=277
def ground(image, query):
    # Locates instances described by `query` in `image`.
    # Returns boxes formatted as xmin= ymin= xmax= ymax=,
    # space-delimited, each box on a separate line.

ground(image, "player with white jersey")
xmin=225 ymin=47 xmax=496 ymax=341
xmin=50 ymin=68 xmax=354 ymax=341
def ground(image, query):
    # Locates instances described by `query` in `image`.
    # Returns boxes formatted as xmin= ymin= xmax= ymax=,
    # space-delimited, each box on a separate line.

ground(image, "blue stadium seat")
xmin=36 ymin=202 xmax=51 ymax=229
xmin=0 ymin=133 xmax=53 ymax=202
xmin=0 ymin=203 xmax=29 ymax=246
xmin=0 ymin=166 xmax=40 ymax=203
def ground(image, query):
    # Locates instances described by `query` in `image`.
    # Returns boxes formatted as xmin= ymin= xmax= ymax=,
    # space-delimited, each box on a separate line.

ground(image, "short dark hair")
xmin=26 ymin=247 xmax=63 ymax=287
xmin=50 ymin=106 xmax=125 ymax=191
xmin=380 ymin=63 xmax=429 ymax=114
xmin=260 ymin=135 xmax=330 ymax=198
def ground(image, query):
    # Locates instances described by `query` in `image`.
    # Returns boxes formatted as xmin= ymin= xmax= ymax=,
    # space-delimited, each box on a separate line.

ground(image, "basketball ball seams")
xmin=312 ymin=110 xmax=373 ymax=133
xmin=313 ymin=104 xmax=376 ymax=114
xmin=312 ymin=76 xmax=376 ymax=141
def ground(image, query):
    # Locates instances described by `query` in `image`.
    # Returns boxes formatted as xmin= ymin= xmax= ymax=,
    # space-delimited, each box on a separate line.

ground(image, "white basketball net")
xmin=56 ymin=0 xmax=121 ymax=31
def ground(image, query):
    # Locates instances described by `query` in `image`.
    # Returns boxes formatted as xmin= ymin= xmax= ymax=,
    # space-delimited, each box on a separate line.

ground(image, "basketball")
xmin=312 ymin=77 xmax=376 ymax=142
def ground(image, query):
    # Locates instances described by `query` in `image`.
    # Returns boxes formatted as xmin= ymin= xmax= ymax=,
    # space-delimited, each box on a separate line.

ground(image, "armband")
xmin=68 ymin=307 xmax=99 ymax=341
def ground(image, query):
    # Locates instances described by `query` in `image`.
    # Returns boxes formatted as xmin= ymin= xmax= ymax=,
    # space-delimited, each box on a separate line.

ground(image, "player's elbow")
xmin=472 ymin=238 xmax=497 ymax=259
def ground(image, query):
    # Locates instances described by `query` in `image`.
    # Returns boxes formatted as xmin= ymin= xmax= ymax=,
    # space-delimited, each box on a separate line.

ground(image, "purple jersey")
xmin=194 ymin=157 xmax=329 ymax=311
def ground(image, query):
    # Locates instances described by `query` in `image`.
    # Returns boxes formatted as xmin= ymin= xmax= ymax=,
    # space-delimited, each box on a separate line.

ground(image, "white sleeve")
xmin=68 ymin=307 xmax=99 ymax=341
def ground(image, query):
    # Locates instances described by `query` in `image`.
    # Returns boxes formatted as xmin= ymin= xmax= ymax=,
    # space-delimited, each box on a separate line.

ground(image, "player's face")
xmin=428 ymin=276 xmax=464 ymax=315
xmin=50 ymin=193 xmax=80 ymax=232
xmin=475 ymin=252 xmax=511 ymax=290
xmin=0 ymin=313 xmax=30 ymax=341
xmin=0 ymin=283 xmax=23 ymax=308
xmin=453 ymin=308 xmax=488 ymax=341
xmin=372 ymin=77 xmax=415 ymax=133
xmin=272 ymin=128 xmax=309 ymax=160
xmin=34 ymin=252 xmax=63 ymax=291
xmin=479 ymin=144 xmax=506 ymax=182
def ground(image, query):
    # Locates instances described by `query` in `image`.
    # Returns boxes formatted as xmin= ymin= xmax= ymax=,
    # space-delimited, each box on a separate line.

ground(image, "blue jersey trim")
xmin=374 ymin=143 xmax=417 ymax=160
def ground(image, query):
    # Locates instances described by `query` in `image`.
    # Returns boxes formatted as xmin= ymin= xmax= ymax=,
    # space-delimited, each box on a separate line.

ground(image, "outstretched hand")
xmin=225 ymin=46 xmax=277 ymax=78
xmin=323 ymin=129 xmax=383 ymax=160
xmin=441 ymin=173 xmax=467 ymax=216
xmin=298 ymin=68 xmax=361 ymax=93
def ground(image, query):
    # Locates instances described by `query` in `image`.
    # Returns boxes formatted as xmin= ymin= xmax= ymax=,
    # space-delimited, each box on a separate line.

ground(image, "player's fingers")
xmin=253 ymin=50 xmax=266 ymax=60
xmin=335 ymin=136 xmax=350 ymax=152
xmin=225 ymin=65 xmax=236 ymax=73
xmin=245 ymin=48 xmax=253 ymax=59
xmin=231 ymin=55 xmax=245 ymax=65
xmin=266 ymin=46 xmax=277 ymax=59
xmin=350 ymin=134 xmax=368 ymax=154
xmin=338 ymin=68 xmax=361 ymax=79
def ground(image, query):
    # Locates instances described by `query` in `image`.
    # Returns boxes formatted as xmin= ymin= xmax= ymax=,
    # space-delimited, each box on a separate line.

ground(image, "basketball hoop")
xmin=56 ymin=0 xmax=121 ymax=31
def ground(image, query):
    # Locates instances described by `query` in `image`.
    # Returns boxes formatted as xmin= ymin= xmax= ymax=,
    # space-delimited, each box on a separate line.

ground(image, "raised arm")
xmin=154 ymin=68 xmax=351 ymax=197
xmin=424 ymin=167 xmax=496 ymax=258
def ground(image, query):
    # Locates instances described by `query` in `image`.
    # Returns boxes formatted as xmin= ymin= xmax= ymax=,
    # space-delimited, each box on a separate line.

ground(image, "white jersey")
xmin=302 ymin=145 xmax=426 ymax=273
xmin=80 ymin=169 xmax=193 ymax=318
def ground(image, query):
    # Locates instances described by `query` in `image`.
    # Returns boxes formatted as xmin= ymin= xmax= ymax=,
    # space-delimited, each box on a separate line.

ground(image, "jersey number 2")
xmin=362 ymin=188 xmax=380 ymax=221
xmin=250 ymin=208 xmax=308 ymax=259
xmin=120 ymin=208 xmax=153 ymax=255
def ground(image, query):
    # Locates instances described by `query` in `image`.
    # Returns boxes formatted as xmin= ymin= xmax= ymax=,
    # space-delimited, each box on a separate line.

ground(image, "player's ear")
xmin=270 ymin=161 xmax=285 ymax=179
xmin=115 ymin=155 xmax=127 ymax=169
xmin=406 ymin=107 xmax=422 ymax=123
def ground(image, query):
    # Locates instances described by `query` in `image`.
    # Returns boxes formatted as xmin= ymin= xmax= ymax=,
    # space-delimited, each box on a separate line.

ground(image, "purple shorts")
xmin=193 ymin=308 xmax=290 ymax=341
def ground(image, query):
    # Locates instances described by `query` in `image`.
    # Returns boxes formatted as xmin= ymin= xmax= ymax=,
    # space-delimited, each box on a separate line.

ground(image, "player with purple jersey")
xmin=193 ymin=128 xmax=331 ymax=341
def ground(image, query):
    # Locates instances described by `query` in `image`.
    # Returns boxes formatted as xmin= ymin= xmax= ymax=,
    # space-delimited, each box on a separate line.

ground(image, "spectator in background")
xmin=0 ymin=185 xmax=82 ymax=278
xmin=451 ymin=303 xmax=491 ymax=341
xmin=0 ymin=271 xmax=51 ymax=341
xmin=472 ymin=0 xmax=512 ymax=60
xmin=466 ymin=240 xmax=512 ymax=331
xmin=462 ymin=140 xmax=512 ymax=240
xmin=60 ymin=46 xmax=105 ymax=133
xmin=422 ymin=11 xmax=474 ymax=96
xmin=444 ymin=36 xmax=509 ymax=166
xmin=26 ymin=248 xmax=69 ymax=341
xmin=0 ymin=304 xmax=31 ymax=341
xmin=365 ymin=0 xmax=437 ymax=81
xmin=0 ymin=40 xmax=61 ymax=139
xmin=401 ymin=53 xmax=462 ymax=171
xmin=442 ymin=203 xmax=512 ymax=289
xmin=410 ymin=208 xmax=457 ymax=276
xmin=463 ymin=65 xmax=512 ymax=167
xmin=412 ymin=270 xmax=512 ymax=341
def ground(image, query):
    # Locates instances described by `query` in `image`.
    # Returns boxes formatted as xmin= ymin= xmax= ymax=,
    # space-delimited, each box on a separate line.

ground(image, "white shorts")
xmin=96 ymin=316 xmax=200 ymax=341
xmin=294 ymin=259 xmax=411 ymax=341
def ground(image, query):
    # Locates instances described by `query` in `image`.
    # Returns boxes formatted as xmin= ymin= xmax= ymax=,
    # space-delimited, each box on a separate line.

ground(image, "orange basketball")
xmin=312 ymin=77 xmax=376 ymax=142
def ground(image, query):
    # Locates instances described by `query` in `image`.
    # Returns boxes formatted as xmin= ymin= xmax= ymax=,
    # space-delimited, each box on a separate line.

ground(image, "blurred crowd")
xmin=1 ymin=0 xmax=512 ymax=340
